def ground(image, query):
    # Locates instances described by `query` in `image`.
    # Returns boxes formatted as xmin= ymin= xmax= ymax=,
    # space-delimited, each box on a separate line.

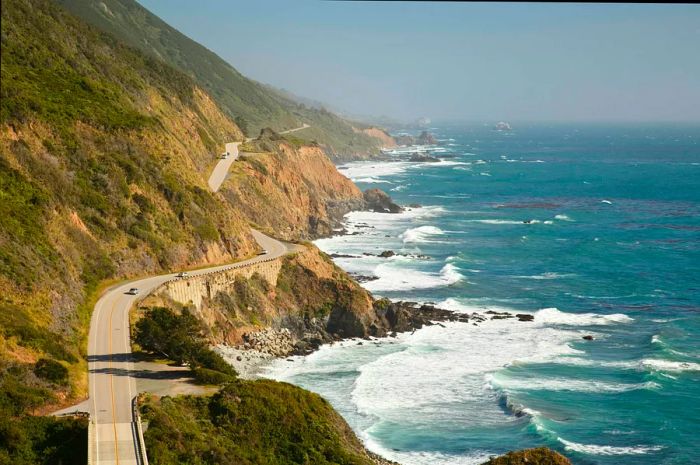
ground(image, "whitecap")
xmin=641 ymin=358 xmax=700 ymax=372
xmin=514 ymin=272 xmax=577 ymax=280
xmin=466 ymin=219 xmax=524 ymax=225
xmin=558 ymin=438 xmax=663 ymax=455
xmin=363 ymin=262 xmax=463 ymax=292
xmin=601 ymin=199 xmax=613 ymax=205
xmin=488 ymin=374 xmax=660 ymax=393
xmin=535 ymin=307 xmax=633 ymax=326
xmin=354 ymin=177 xmax=391 ymax=184
xmin=399 ymin=225 xmax=444 ymax=243
xmin=554 ymin=214 xmax=573 ymax=221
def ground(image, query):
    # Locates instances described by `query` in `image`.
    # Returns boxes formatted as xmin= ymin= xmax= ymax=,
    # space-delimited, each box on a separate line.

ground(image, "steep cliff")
xmin=57 ymin=0 xmax=386 ymax=159
xmin=222 ymin=132 xmax=366 ymax=240
xmin=1 ymin=0 xmax=257 ymax=413
xmin=354 ymin=126 xmax=397 ymax=150
xmin=141 ymin=246 xmax=378 ymax=349
xmin=139 ymin=380 xmax=396 ymax=465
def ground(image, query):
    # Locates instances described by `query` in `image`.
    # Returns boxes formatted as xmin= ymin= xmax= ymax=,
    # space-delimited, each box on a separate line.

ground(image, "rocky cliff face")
xmin=355 ymin=126 xmax=397 ymax=149
xmin=142 ymin=246 xmax=376 ymax=349
xmin=221 ymin=134 xmax=366 ymax=240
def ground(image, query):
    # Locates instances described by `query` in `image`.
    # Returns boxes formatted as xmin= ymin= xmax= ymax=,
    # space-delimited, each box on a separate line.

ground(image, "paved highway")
xmin=82 ymin=134 xmax=298 ymax=463
xmin=85 ymin=230 xmax=290 ymax=464
xmin=279 ymin=123 xmax=310 ymax=134
xmin=208 ymin=124 xmax=309 ymax=192
xmin=208 ymin=141 xmax=241 ymax=192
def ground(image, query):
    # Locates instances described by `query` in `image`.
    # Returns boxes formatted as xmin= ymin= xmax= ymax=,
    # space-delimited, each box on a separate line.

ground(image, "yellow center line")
xmin=108 ymin=297 xmax=120 ymax=465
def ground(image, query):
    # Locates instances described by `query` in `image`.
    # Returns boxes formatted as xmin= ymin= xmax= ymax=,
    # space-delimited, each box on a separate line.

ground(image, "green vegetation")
xmin=140 ymin=380 xmax=377 ymax=465
xmin=33 ymin=358 xmax=69 ymax=385
xmin=0 ymin=359 xmax=87 ymax=465
xmin=134 ymin=307 xmax=237 ymax=384
xmin=0 ymin=414 xmax=87 ymax=465
xmin=481 ymin=448 xmax=571 ymax=465
xmin=57 ymin=0 xmax=385 ymax=158
xmin=1 ymin=2 xmax=254 ymax=454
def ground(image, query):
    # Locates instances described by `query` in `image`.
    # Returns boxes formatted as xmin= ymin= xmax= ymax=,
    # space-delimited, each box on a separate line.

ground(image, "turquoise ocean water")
xmin=265 ymin=124 xmax=700 ymax=464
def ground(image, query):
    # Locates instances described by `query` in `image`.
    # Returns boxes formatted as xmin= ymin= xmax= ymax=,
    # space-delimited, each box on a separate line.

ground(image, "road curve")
xmin=86 ymin=229 xmax=291 ymax=464
xmin=79 ymin=134 xmax=299 ymax=464
xmin=208 ymin=141 xmax=240 ymax=192
xmin=279 ymin=123 xmax=310 ymax=134
xmin=208 ymin=124 xmax=308 ymax=193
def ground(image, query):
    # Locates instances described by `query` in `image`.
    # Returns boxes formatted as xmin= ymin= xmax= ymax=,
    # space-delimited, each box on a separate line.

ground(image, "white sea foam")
xmin=265 ymin=296 xmax=643 ymax=464
xmin=339 ymin=161 xmax=411 ymax=181
xmin=354 ymin=177 xmax=391 ymax=184
xmin=554 ymin=214 xmax=573 ymax=221
xmin=640 ymin=358 xmax=700 ymax=372
xmin=601 ymin=199 xmax=613 ymax=205
xmin=488 ymin=374 xmax=660 ymax=393
xmin=535 ymin=307 xmax=633 ymax=326
xmin=362 ymin=436 xmax=492 ymax=465
xmin=514 ymin=272 xmax=577 ymax=280
xmin=363 ymin=262 xmax=463 ymax=292
xmin=399 ymin=225 xmax=444 ymax=243
xmin=558 ymin=438 xmax=663 ymax=455
xmin=467 ymin=219 xmax=525 ymax=225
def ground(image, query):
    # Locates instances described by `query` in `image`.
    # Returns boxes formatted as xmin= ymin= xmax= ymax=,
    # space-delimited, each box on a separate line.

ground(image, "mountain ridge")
xmin=57 ymin=0 xmax=394 ymax=160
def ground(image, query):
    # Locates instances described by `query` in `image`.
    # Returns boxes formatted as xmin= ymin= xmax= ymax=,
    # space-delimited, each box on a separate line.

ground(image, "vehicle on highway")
xmin=175 ymin=271 xmax=189 ymax=278
xmin=221 ymin=152 xmax=229 ymax=159
xmin=126 ymin=288 xmax=139 ymax=295
xmin=258 ymin=249 xmax=268 ymax=255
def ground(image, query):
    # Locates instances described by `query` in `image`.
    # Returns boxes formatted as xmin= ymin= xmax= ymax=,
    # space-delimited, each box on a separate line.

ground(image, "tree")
xmin=134 ymin=307 xmax=236 ymax=381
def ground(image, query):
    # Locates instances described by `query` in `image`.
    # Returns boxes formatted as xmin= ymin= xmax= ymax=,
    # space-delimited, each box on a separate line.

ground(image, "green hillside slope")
xmin=57 ymin=0 xmax=385 ymax=159
xmin=1 ymin=0 xmax=257 ymax=419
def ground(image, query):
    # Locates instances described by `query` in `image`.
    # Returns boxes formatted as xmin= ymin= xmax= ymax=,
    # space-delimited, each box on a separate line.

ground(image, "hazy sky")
xmin=139 ymin=1 xmax=700 ymax=123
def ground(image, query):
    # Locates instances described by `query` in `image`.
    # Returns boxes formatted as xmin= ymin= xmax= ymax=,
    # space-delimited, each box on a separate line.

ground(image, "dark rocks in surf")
xmin=363 ymin=188 xmax=403 ymax=213
xmin=379 ymin=250 xmax=395 ymax=258
xmin=582 ymin=335 xmax=595 ymax=340
xmin=409 ymin=153 xmax=440 ymax=163
xmin=516 ymin=314 xmax=535 ymax=322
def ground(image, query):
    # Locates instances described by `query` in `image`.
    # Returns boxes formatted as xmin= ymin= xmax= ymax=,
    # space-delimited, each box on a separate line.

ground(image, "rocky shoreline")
xmin=216 ymin=301 xmax=536 ymax=379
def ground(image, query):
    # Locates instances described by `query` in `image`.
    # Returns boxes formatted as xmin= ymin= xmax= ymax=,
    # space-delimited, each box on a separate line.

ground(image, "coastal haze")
xmin=140 ymin=0 xmax=700 ymax=123
xmin=2 ymin=1 xmax=699 ymax=465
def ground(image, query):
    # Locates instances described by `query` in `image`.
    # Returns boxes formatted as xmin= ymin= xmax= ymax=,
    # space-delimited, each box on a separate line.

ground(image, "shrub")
xmin=33 ymin=359 xmax=68 ymax=385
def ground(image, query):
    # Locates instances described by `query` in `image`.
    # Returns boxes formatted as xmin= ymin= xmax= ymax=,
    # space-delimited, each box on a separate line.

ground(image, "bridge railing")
xmin=157 ymin=256 xmax=282 ymax=288
xmin=132 ymin=396 xmax=149 ymax=465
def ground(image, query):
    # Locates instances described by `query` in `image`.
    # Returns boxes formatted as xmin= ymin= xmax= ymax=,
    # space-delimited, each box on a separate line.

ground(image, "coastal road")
xmin=208 ymin=141 xmax=241 ymax=192
xmin=207 ymin=124 xmax=308 ymax=192
xmin=85 ymin=229 xmax=292 ymax=464
xmin=72 ymin=135 xmax=298 ymax=464
xmin=279 ymin=123 xmax=310 ymax=134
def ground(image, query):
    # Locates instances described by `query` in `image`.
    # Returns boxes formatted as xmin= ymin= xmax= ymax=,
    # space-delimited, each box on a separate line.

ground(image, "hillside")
xmin=56 ymin=0 xmax=393 ymax=160
xmin=0 ymin=0 xmax=265 ymax=422
xmin=140 ymin=380 xmax=394 ymax=465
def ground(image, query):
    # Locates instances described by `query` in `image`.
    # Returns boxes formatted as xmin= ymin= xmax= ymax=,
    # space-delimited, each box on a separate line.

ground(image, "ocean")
xmin=264 ymin=123 xmax=700 ymax=465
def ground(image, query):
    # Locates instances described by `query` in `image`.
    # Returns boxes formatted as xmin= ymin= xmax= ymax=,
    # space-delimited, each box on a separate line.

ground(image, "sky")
xmin=138 ymin=1 xmax=700 ymax=123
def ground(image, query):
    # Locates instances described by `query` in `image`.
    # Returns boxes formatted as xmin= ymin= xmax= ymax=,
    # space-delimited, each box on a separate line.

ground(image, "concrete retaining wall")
xmin=154 ymin=257 xmax=282 ymax=310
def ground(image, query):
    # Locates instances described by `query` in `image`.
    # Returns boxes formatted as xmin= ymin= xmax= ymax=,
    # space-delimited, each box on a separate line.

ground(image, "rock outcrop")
xmin=221 ymin=134 xmax=366 ymax=240
xmin=409 ymin=153 xmax=440 ymax=162
xmin=416 ymin=130 xmax=437 ymax=145
xmin=363 ymin=188 xmax=403 ymax=213
xmin=481 ymin=447 xmax=571 ymax=465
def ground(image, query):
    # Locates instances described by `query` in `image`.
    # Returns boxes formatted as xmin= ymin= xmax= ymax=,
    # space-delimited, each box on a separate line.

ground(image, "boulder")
xmin=364 ymin=188 xmax=403 ymax=213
